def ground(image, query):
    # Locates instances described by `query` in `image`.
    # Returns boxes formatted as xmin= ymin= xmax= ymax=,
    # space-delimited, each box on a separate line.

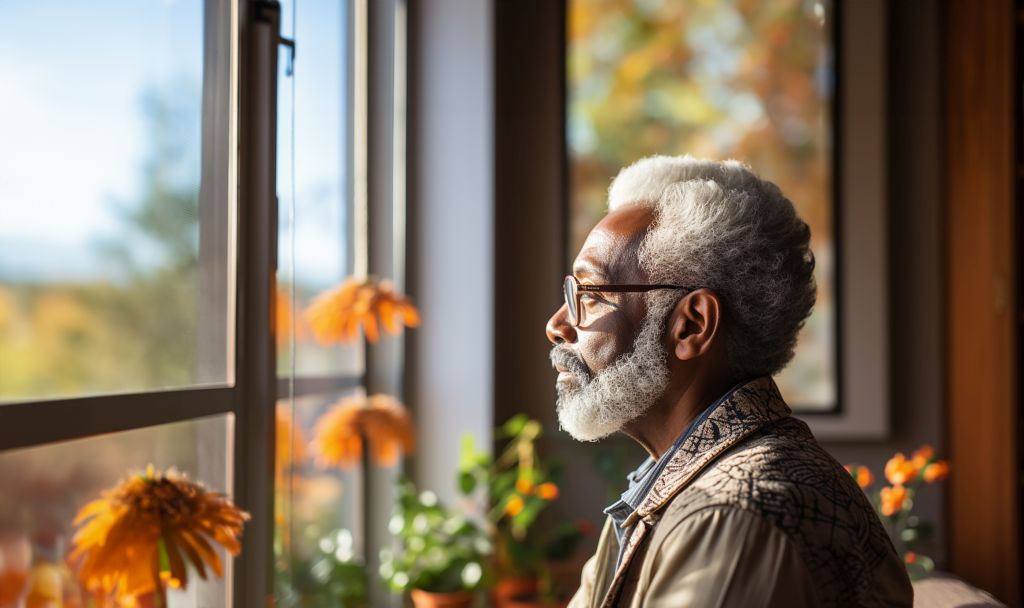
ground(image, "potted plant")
xmin=459 ymin=416 xmax=589 ymax=608
xmin=379 ymin=478 xmax=490 ymax=608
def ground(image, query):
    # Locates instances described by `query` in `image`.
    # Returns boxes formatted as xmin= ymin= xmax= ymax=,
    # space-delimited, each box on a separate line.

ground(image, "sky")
xmin=0 ymin=0 xmax=349 ymax=289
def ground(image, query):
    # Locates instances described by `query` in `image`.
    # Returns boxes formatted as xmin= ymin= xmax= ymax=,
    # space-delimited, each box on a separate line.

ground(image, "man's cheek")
xmin=582 ymin=340 xmax=622 ymax=374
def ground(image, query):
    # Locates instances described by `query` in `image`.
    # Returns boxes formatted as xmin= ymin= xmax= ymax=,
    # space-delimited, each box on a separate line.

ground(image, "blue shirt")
xmin=602 ymin=385 xmax=739 ymax=568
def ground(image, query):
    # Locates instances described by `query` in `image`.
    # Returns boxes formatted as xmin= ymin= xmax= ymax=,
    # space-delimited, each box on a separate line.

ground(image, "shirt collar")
xmin=602 ymin=384 xmax=737 ymax=533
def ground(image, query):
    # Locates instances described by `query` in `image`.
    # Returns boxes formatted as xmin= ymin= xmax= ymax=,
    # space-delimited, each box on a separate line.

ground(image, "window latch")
xmin=279 ymin=36 xmax=295 ymax=77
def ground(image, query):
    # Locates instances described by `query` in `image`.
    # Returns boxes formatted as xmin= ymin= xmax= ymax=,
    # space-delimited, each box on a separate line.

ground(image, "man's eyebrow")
xmin=572 ymin=260 xmax=608 ymax=280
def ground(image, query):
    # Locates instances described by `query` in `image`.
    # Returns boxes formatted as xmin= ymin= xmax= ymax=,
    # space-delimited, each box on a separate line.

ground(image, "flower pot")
xmin=491 ymin=577 xmax=539 ymax=608
xmin=409 ymin=589 xmax=476 ymax=608
xmin=0 ymin=532 xmax=31 ymax=606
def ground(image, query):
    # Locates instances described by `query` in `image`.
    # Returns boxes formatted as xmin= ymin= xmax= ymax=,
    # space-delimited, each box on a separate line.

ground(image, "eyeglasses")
xmin=562 ymin=275 xmax=695 ymax=327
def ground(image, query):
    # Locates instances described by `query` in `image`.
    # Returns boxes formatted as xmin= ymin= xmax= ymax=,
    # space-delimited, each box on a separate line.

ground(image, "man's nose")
xmin=546 ymin=303 xmax=577 ymax=345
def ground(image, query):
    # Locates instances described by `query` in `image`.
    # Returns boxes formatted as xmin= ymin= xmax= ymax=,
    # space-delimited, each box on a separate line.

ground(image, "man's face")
xmin=546 ymin=205 xmax=673 ymax=441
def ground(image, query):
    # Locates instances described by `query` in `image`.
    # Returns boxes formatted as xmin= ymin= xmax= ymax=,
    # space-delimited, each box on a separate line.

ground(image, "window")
xmin=0 ymin=0 xmax=232 ymax=403
xmin=273 ymin=0 xmax=408 ymax=606
xmin=567 ymin=0 xmax=838 ymax=411
xmin=0 ymin=0 xmax=247 ymax=604
xmin=1 ymin=0 xmax=402 ymax=604
xmin=0 ymin=416 xmax=232 ymax=605
xmin=272 ymin=0 xmax=365 ymax=602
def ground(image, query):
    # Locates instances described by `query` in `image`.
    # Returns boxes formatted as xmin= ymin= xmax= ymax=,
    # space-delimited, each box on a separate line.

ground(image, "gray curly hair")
xmin=608 ymin=155 xmax=816 ymax=380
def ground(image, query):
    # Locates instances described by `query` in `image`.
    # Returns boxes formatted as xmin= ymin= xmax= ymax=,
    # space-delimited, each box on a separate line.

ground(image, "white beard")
xmin=550 ymin=295 xmax=674 ymax=442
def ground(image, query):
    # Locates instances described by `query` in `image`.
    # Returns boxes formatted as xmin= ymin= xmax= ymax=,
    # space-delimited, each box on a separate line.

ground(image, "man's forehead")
xmin=573 ymin=205 xmax=655 ymax=280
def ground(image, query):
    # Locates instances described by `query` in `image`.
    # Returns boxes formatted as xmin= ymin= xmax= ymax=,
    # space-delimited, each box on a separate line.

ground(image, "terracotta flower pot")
xmin=492 ymin=577 xmax=539 ymax=608
xmin=0 ymin=532 xmax=31 ymax=606
xmin=409 ymin=589 xmax=476 ymax=608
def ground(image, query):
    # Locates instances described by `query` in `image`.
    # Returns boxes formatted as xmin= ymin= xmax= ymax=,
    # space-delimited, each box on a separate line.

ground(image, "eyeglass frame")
xmin=562 ymin=275 xmax=696 ymax=327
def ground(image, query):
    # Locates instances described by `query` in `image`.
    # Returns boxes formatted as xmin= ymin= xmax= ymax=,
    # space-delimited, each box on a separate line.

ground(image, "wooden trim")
xmin=944 ymin=0 xmax=1019 ymax=603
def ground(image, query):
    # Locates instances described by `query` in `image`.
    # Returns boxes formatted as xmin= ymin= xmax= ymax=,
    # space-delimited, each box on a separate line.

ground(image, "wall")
xmin=407 ymin=0 xmax=494 ymax=504
xmin=822 ymin=0 xmax=945 ymax=561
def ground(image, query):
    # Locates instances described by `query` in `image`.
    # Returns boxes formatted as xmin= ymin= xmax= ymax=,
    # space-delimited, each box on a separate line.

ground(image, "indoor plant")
xmin=845 ymin=444 xmax=950 ymax=580
xmin=273 ymin=528 xmax=368 ymax=608
xmin=459 ymin=416 xmax=588 ymax=608
xmin=379 ymin=478 xmax=490 ymax=608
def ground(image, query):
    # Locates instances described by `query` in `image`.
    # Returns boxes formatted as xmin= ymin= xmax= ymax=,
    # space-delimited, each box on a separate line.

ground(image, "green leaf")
xmin=459 ymin=434 xmax=478 ymax=468
xmin=500 ymin=414 xmax=529 ymax=437
xmin=458 ymin=471 xmax=477 ymax=494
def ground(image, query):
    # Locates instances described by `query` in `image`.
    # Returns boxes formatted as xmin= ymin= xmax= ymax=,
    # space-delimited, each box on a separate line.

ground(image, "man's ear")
xmin=667 ymin=289 xmax=722 ymax=361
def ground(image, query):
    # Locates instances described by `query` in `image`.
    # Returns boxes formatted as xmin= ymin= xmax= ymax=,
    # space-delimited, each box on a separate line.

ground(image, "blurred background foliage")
xmin=568 ymin=0 xmax=836 ymax=408
xmin=0 ymin=83 xmax=202 ymax=401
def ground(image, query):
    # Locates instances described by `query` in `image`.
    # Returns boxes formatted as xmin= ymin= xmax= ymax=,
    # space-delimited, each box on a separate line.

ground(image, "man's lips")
xmin=551 ymin=347 xmax=588 ymax=383
xmin=555 ymin=366 xmax=576 ymax=385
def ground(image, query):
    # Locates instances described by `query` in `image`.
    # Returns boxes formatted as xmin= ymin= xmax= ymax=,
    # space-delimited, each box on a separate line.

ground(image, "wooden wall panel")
xmin=493 ymin=0 xmax=565 ymax=426
xmin=944 ymin=0 xmax=1020 ymax=603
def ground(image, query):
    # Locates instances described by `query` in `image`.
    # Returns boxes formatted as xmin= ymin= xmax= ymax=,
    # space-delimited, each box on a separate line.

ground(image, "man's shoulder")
xmin=668 ymin=416 xmax=860 ymax=517
xmin=658 ymin=416 xmax=903 ymax=604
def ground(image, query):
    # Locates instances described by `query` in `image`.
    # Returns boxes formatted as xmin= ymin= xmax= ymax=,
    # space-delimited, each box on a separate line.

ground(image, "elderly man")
xmin=546 ymin=156 xmax=912 ymax=607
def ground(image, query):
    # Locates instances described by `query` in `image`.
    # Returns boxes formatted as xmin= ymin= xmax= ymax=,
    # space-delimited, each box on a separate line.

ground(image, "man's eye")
xmin=581 ymin=293 xmax=606 ymax=308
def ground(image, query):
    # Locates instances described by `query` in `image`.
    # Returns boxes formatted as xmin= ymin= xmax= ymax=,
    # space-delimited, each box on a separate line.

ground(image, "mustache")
xmin=549 ymin=346 xmax=592 ymax=381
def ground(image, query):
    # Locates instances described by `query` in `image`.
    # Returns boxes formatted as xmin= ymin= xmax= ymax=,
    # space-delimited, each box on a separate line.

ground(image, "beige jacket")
xmin=569 ymin=377 xmax=913 ymax=607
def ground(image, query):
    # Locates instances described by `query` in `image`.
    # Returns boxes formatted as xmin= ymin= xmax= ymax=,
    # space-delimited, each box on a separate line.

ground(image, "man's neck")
xmin=623 ymin=371 xmax=737 ymax=460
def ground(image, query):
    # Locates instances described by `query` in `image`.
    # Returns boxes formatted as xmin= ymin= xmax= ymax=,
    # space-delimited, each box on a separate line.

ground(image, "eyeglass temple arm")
xmin=576 ymin=284 xmax=694 ymax=293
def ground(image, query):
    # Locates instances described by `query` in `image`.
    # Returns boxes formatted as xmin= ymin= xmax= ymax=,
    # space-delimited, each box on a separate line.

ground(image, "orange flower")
xmin=276 ymin=407 xmax=307 ymax=478
xmin=904 ymin=551 xmax=917 ymax=564
xmin=852 ymin=465 xmax=873 ymax=489
xmin=71 ymin=466 xmax=248 ymax=602
xmin=505 ymin=495 xmax=525 ymax=517
xmin=884 ymin=453 xmax=918 ymax=486
xmin=879 ymin=485 xmax=909 ymax=516
xmin=304 ymin=276 xmax=420 ymax=344
xmin=922 ymin=460 xmax=950 ymax=483
xmin=536 ymin=483 xmax=559 ymax=500
xmin=515 ymin=478 xmax=534 ymax=494
xmin=312 ymin=394 xmax=415 ymax=468
xmin=911 ymin=445 xmax=934 ymax=470
xmin=312 ymin=402 xmax=363 ymax=467
xmin=845 ymin=464 xmax=873 ymax=488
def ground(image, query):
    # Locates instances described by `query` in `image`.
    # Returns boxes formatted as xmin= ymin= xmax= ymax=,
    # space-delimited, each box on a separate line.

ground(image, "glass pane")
xmin=274 ymin=392 xmax=364 ymax=606
xmin=276 ymin=0 xmax=362 ymax=379
xmin=0 ymin=414 xmax=233 ymax=606
xmin=0 ymin=0 xmax=234 ymax=403
xmin=567 ymin=0 xmax=837 ymax=410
